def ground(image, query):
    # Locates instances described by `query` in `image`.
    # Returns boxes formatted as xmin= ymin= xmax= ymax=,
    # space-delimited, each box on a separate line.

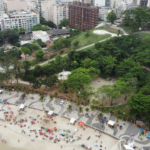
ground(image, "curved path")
xmin=86 ymin=111 xmax=99 ymax=125
xmin=46 ymin=100 xmax=55 ymax=111
xmin=92 ymin=122 xmax=105 ymax=131
xmin=28 ymin=99 xmax=39 ymax=106
xmin=3 ymin=93 xmax=17 ymax=103
xmin=15 ymin=98 xmax=26 ymax=104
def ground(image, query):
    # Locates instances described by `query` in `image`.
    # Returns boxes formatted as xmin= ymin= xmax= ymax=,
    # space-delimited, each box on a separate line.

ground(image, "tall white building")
xmin=41 ymin=0 xmax=55 ymax=21
xmin=94 ymin=0 xmax=105 ymax=6
xmin=0 ymin=0 xmax=4 ymax=10
xmin=0 ymin=10 xmax=39 ymax=33
xmin=50 ymin=3 xmax=68 ymax=26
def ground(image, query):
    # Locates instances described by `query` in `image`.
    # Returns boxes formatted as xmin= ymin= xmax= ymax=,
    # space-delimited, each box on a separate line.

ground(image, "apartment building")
xmin=5 ymin=0 xmax=28 ymax=12
xmin=50 ymin=3 xmax=68 ymax=26
xmin=99 ymin=7 xmax=112 ymax=21
xmin=0 ymin=10 xmax=39 ymax=33
xmin=69 ymin=2 xmax=99 ymax=31
xmin=0 ymin=0 xmax=4 ymax=10
xmin=41 ymin=0 xmax=55 ymax=21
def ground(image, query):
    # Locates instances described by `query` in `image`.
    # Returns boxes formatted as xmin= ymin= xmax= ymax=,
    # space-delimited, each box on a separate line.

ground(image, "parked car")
xmin=60 ymin=101 xmax=64 ymax=105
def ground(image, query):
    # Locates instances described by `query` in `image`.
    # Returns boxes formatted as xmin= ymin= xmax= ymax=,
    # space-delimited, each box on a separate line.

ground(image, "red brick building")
xmin=68 ymin=2 xmax=99 ymax=31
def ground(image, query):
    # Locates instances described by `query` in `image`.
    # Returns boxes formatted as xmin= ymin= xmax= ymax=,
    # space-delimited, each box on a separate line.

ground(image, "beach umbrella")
xmin=70 ymin=139 xmax=73 ymax=142
xmin=88 ymin=146 xmax=91 ymax=149
xmin=45 ymin=128 xmax=48 ymax=131
xmin=28 ymin=124 xmax=30 ymax=126
xmin=47 ymin=129 xmax=50 ymax=132
xmin=94 ymin=143 xmax=97 ymax=146
xmin=76 ymin=137 xmax=78 ymax=140
xmin=67 ymin=130 xmax=70 ymax=132
xmin=80 ymin=143 xmax=83 ymax=145
xmin=103 ymin=117 xmax=107 ymax=119
xmin=31 ymin=137 xmax=34 ymax=140
xmin=49 ymin=135 xmax=52 ymax=138
xmin=24 ymin=117 xmax=27 ymax=119
xmin=70 ymin=134 xmax=72 ymax=136
xmin=39 ymin=131 xmax=42 ymax=134
xmin=39 ymin=128 xmax=41 ymax=131
xmin=74 ymin=129 xmax=77 ymax=132
xmin=54 ymin=127 xmax=56 ymax=129
xmin=78 ymin=122 xmax=84 ymax=127
xmin=60 ymin=132 xmax=64 ymax=135
xmin=65 ymin=134 xmax=68 ymax=136
xmin=65 ymin=139 xmax=68 ymax=141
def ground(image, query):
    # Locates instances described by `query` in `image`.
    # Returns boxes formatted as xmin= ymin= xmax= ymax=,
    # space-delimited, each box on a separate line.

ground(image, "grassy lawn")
xmin=95 ymin=26 xmax=120 ymax=34
xmin=71 ymin=30 xmax=111 ymax=48
xmin=138 ymin=32 xmax=150 ymax=37
xmin=118 ymin=25 xmax=133 ymax=33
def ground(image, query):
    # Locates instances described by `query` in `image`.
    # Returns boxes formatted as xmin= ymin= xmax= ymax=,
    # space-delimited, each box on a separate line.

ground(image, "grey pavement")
xmin=1 ymin=90 xmax=149 ymax=148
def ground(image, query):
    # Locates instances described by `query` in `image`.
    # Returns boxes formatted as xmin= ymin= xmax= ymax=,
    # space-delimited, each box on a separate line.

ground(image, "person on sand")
xmin=61 ymin=146 xmax=62 ymax=148
xmin=18 ymin=140 xmax=19 ymax=142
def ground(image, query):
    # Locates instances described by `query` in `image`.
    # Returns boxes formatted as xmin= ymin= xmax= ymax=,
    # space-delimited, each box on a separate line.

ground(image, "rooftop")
xmin=46 ymin=29 xmax=69 ymax=36
xmin=69 ymin=2 xmax=98 ymax=9
xmin=32 ymin=30 xmax=48 ymax=38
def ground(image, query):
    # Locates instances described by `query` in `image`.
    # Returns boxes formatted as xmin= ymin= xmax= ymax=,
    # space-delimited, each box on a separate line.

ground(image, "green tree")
xmin=23 ymin=60 xmax=31 ymax=72
xmin=35 ymin=50 xmax=45 ymax=61
xmin=50 ymin=95 xmax=54 ymax=104
xmin=98 ymin=112 xmax=104 ymax=119
xmin=73 ymin=40 xmax=79 ymax=48
xmin=84 ymin=31 xmax=90 ymax=38
xmin=67 ymin=68 xmax=92 ymax=90
xmin=19 ymin=27 xmax=26 ymax=33
xmin=59 ymin=19 xmax=68 ymax=28
xmin=106 ymin=11 xmax=117 ymax=23
xmin=78 ymin=106 xmax=83 ymax=113
xmin=21 ymin=47 xmax=31 ymax=59
xmin=85 ymin=107 xmax=89 ymax=112
xmin=67 ymin=104 xmax=73 ymax=113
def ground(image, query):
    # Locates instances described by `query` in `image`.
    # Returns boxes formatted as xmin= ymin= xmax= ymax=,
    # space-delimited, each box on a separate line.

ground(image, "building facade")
xmin=0 ymin=0 xmax=4 ymax=10
xmin=5 ymin=0 xmax=28 ymax=12
xmin=69 ymin=2 xmax=99 ymax=31
xmin=0 ymin=11 xmax=39 ymax=33
xmin=50 ymin=3 xmax=68 ymax=26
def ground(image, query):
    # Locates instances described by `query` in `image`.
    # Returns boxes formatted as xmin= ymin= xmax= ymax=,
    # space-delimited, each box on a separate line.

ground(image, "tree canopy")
xmin=59 ymin=19 xmax=68 ymax=29
xmin=106 ymin=11 xmax=117 ymax=23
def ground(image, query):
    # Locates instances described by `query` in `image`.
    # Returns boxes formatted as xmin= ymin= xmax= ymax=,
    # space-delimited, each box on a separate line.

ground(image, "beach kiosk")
xmin=0 ymin=90 xmax=3 ymax=94
xmin=78 ymin=122 xmax=84 ymax=127
xmin=108 ymin=120 xmax=115 ymax=127
xmin=124 ymin=145 xmax=134 ymax=150
xmin=70 ymin=118 xmax=76 ymax=124
xmin=19 ymin=104 xmax=25 ymax=110
xmin=47 ymin=110 xmax=54 ymax=116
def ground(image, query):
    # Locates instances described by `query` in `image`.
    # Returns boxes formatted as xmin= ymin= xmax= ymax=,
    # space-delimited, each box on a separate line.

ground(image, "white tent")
xmin=19 ymin=104 xmax=24 ymax=109
xmin=58 ymin=71 xmax=71 ymax=80
xmin=124 ymin=145 xmax=134 ymax=150
xmin=0 ymin=90 xmax=3 ymax=93
xmin=47 ymin=110 xmax=54 ymax=115
xmin=70 ymin=118 xmax=76 ymax=124
xmin=108 ymin=120 xmax=115 ymax=126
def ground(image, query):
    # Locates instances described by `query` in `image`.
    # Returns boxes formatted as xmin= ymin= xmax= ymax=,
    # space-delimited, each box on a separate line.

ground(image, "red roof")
xmin=78 ymin=122 xmax=84 ymax=127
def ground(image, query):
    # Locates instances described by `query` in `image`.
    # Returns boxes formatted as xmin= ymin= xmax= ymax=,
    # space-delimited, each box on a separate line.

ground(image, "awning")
xmin=108 ymin=120 xmax=115 ymax=126
xmin=47 ymin=110 xmax=54 ymax=115
xmin=124 ymin=145 xmax=134 ymax=150
xmin=70 ymin=118 xmax=76 ymax=124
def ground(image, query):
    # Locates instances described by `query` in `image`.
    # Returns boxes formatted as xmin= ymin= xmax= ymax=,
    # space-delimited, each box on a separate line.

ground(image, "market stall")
xmin=70 ymin=118 xmax=76 ymax=124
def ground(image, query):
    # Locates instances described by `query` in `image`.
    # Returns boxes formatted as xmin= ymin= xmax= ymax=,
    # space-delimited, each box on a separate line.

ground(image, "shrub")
xmin=59 ymin=50 xmax=64 ymax=54
xmin=50 ymin=53 xmax=57 ymax=59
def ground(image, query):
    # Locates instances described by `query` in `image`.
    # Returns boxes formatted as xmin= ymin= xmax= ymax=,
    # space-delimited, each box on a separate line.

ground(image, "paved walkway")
xmin=0 ymin=90 xmax=149 ymax=148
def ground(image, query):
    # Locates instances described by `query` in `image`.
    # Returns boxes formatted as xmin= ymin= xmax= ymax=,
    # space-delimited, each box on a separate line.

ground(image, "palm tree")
xmin=117 ymin=114 xmax=121 ymax=122
xmin=67 ymin=105 xmax=73 ymax=113
xmin=30 ymin=88 xmax=35 ymax=98
xmin=76 ymin=101 xmax=81 ymax=106
xmin=54 ymin=92 xmax=58 ymax=98
xmin=109 ymin=109 xmax=114 ymax=117
xmin=100 ymin=106 xmax=105 ymax=113
xmin=22 ymin=86 xmax=27 ymax=92
xmin=98 ymin=112 xmax=104 ymax=119
xmin=85 ymin=108 xmax=89 ymax=113
xmin=70 ymin=98 xmax=73 ymax=104
xmin=15 ymin=85 xmax=19 ymax=97
xmin=78 ymin=106 xmax=83 ymax=113
xmin=4 ymin=87 xmax=8 ymax=93
xmin=85 ymin=99 xmax=90 ymax=106
xmin=50 ymin=95 xmax=54 ymax=104
xmin=26 ymin=90 xmax=29 ymax=100
xmin=8 ymin=87 xmax=11 ymax=95
xmin=40 ymin=94 xmax=44 ymax=102
xmin=90 ymin=105 xmax=95 ymax=112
